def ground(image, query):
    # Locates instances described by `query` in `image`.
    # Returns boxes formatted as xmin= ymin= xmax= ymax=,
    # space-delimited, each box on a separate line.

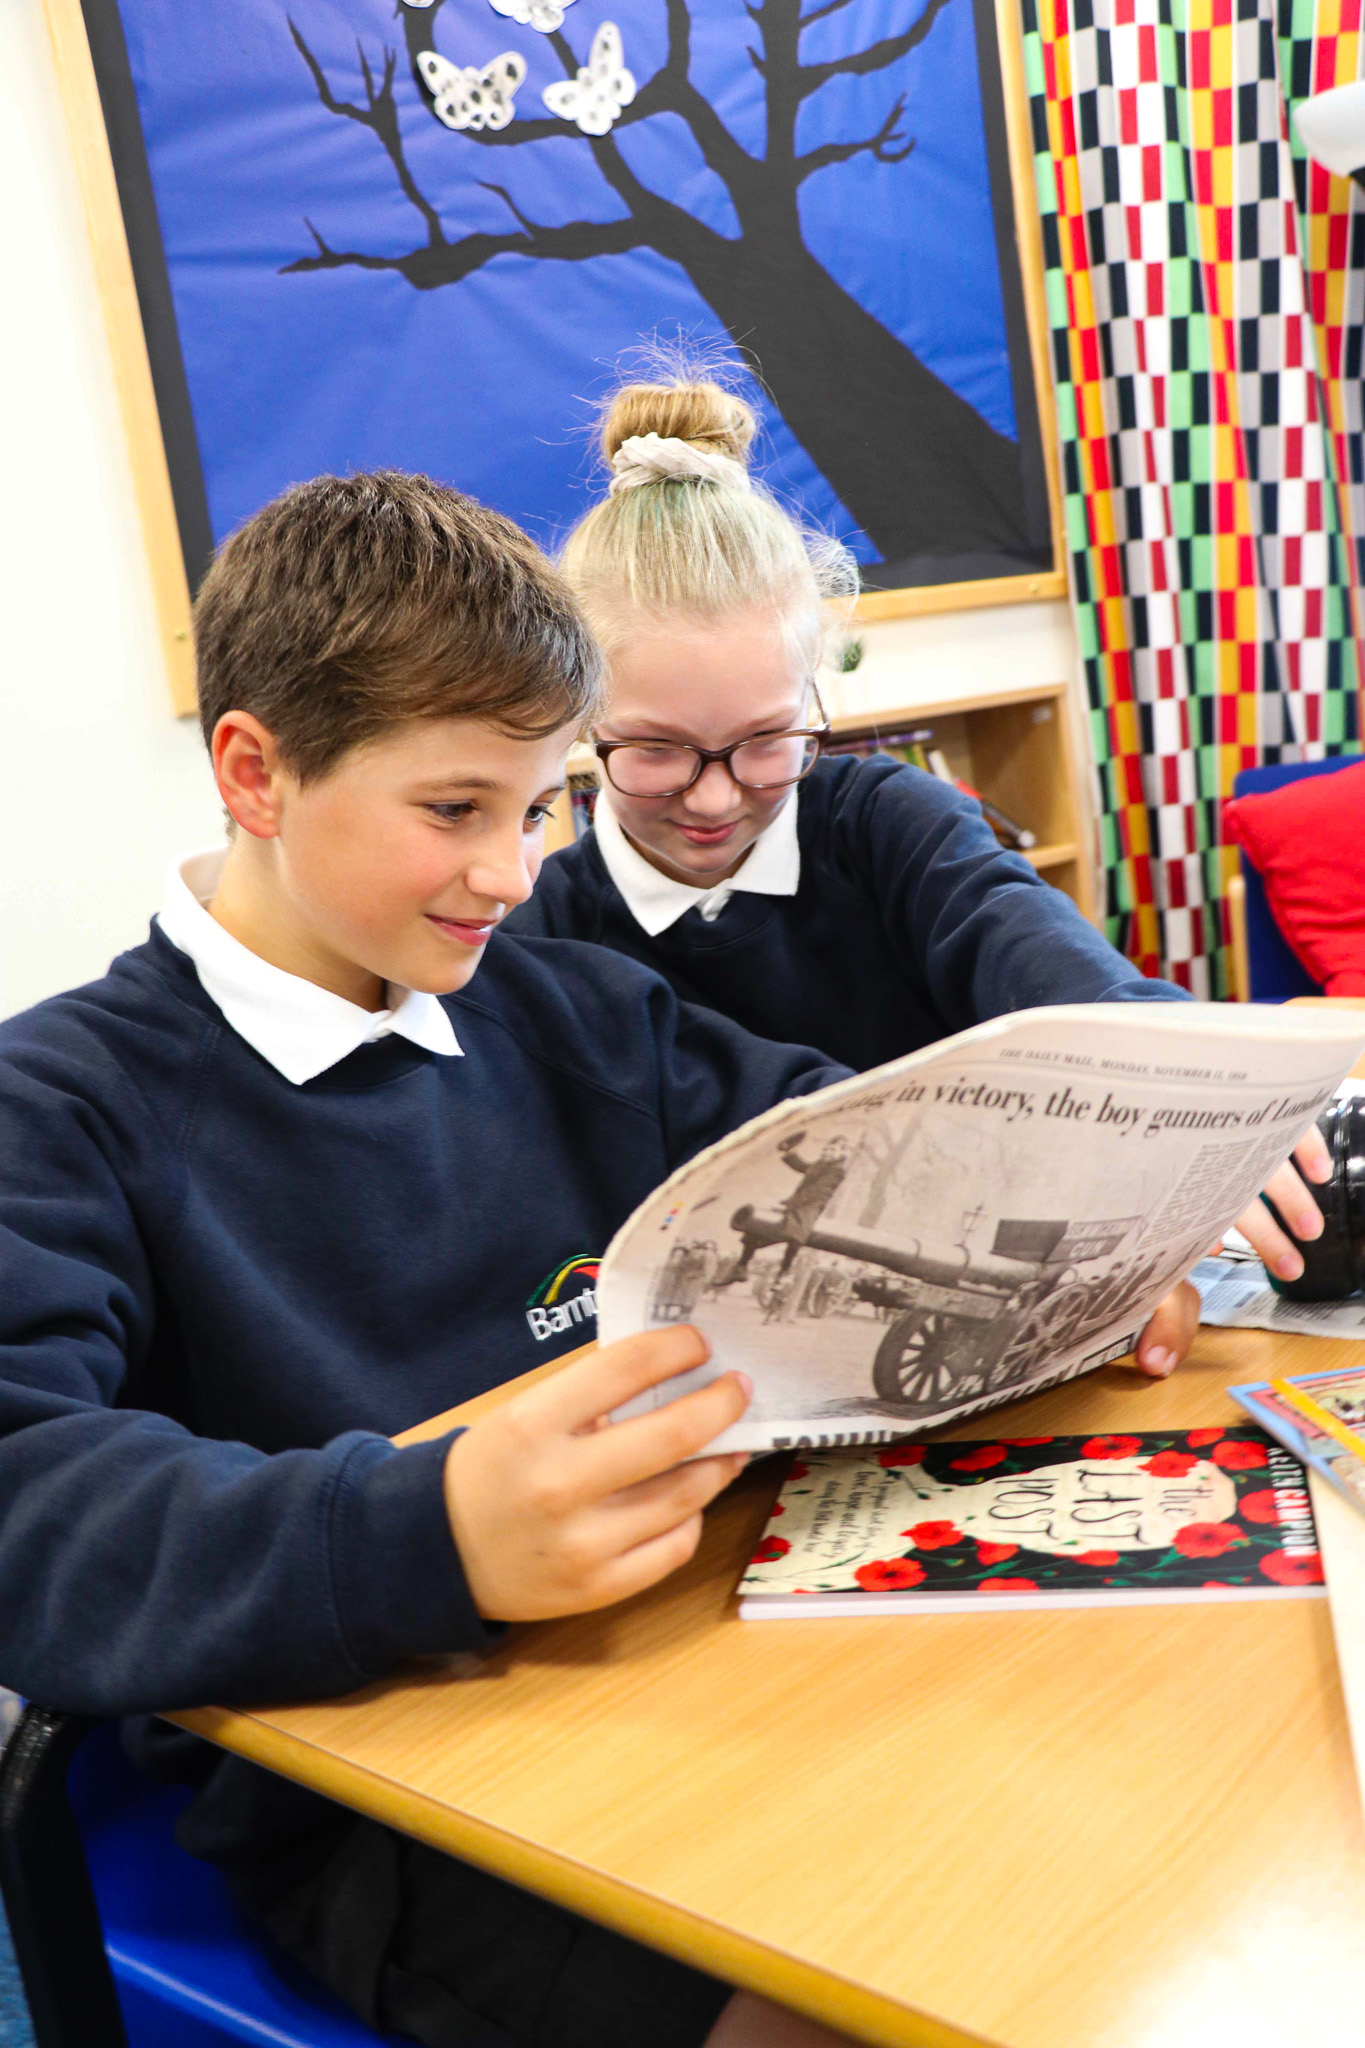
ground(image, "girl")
xmin=504 ymin=375 xmax=1329 ymax=1347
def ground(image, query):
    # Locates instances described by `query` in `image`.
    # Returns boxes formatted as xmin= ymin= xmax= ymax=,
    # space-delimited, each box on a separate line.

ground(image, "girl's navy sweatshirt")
xmin=504 ymin=754 xmax=1187 ymax=1068
xmin=0 ymin=925 xmax=841 ymax=1879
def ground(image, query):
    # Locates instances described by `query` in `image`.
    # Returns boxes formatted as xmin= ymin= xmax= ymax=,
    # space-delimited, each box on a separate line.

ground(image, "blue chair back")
xmin=67 ymin=1724 xmax=399 ymax=2048
xmin=1231 ymin=757 xmax=1361 ymax=1001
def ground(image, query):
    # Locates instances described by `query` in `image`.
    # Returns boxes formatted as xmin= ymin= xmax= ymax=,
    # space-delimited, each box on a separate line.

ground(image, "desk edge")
xmin=168 ymin=1704 xmax=996 ymax=2048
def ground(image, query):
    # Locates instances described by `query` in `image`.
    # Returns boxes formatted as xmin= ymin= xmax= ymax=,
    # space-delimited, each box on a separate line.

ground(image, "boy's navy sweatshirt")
xmin=0 ymin=924 xmax=841 ymax=1880
xmin=504 ymin=755 xmax=1188 ymax=1068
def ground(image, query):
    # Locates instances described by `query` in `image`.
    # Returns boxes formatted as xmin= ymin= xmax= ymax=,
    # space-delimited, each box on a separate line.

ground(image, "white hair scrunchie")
xmin=608 ymin=432 xmax=752 ymax=495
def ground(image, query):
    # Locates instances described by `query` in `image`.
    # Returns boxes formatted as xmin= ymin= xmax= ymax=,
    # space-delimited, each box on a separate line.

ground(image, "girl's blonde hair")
xmin=559 ymin=375 xmax=858 ymax=666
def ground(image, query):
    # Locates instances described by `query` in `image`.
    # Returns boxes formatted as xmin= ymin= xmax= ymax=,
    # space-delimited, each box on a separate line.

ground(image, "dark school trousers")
xmin=243 ymin=1808 xmax=732 ymax=2048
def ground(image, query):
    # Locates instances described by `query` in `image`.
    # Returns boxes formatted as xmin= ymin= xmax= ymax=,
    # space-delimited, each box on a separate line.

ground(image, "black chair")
xmin=0 ymin=1703 xmax=398 ymax=2048
xmin=0 ymin=1707 xmax=127 ymax=2048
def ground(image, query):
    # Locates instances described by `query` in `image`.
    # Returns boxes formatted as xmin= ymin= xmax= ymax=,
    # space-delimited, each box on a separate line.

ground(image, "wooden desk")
xmin=172 ymin=1333 xmax=1365 ymax=2048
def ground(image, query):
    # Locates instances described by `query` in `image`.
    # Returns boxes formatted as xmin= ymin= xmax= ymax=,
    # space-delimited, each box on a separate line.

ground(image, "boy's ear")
xmin=212 ymin=712 xmax=289 ymax=840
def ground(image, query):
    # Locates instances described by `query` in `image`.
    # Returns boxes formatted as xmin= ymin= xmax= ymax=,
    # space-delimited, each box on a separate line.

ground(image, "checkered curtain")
xmin=1020 ymin=0 xmax=1365 ymax=993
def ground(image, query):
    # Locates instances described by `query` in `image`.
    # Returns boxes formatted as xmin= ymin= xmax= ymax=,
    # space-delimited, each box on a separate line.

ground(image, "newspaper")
xmin=1193 ymin=1254 xmax=1365 ymax=1338
xmin=597 ymin=1003 xmax=1365 ymax=1454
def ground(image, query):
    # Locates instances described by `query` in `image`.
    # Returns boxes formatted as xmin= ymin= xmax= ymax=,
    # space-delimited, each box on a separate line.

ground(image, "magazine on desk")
xmin=1192 ymin=1252 xmax=1365 ymax=1339
xmin=1230 ymin=1367 xmax=1365 ymax=1517
xmin=598 ymin=1004 xmax=1365 ymax=1456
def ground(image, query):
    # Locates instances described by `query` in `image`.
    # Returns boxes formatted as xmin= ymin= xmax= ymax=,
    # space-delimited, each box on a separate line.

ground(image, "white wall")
xmin=0 ymin=0 xmax=220 ymax=1021
xmin=827 ymin=598 xmax=1081 ymax=720
xmin=0 ymin=0 xmax=1082 ymax=1019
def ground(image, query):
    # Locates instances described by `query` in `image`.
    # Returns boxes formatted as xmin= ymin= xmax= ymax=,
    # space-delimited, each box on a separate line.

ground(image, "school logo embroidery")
xmin=525 ymin=1255 xmax=600 ymax=1342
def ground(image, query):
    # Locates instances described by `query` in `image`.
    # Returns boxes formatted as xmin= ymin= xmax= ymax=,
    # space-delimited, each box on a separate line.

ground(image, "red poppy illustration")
xmin=788 ymin=1461 xmax=810 ymax=1481
xmin=984 ymin=1578 xmax=1039 ymax=1593
xmin=1186 ymin=1428 xmax=1224 ymax=1447
xmin=1082 ymin=1435 xmax=1142 ymax=1459
xmin=854 ymin=1557 xmax=927 ymax=1591
xmin=1000 ymin=1436 xmax=1054 ymax=1446
xmin=1258 ymin=1548 xmax=1324 ymax=1586
xmin=769 ymin=1501 xmax=785 ymax=1515
xmin=950 ymin=1445 xmax=1007 ymax=1471
xmin=1238 ymin=1488 xmax=1283 ymax=1525
xmin=1173 ymin=1522 xmax=1247 ymax=1558
xmin=1074 ymin=1549 xmax=1120 ymax=1566
xmin=878 ymin=1444 xmax=927 ymax=1467
xmin=1212 ymin=1440 xmax=1267 ymax=1471
xmin=753 ymin=1535 xmax=790 ymax=1562
xmin=1141 ymin=1450 xmax=1199 ymax=1477
xmin=975 ymin=1541 xmax=1019 ymax=1565
xmin=901 ymin=1520 xmax=963 ymax=1549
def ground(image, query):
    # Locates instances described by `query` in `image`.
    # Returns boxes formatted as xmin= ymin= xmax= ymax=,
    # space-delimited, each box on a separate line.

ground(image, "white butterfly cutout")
xmin=542 ymin=22 xmax=635 ymax=136
xmin=417 ymin=47 xmax=526 ymax=131
xmin=488 ymin=0 xmax=577 ymax=34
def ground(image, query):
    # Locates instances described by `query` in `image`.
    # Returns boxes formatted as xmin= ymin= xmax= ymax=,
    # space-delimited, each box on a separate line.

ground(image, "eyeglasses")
xmin=594 ymin=687 xmax=830 ymax=799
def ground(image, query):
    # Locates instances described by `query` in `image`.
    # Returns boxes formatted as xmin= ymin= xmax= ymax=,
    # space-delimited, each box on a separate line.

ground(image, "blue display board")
xmin=83 ymin=0 xmax=1055 ymax=593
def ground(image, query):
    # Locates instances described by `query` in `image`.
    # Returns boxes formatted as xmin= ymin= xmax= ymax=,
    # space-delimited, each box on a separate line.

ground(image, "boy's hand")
xmin=443 ymin=1326 xmax=749 ymax=1622
xmin=1131 ymin=1280 xmax=1201 ymax=1379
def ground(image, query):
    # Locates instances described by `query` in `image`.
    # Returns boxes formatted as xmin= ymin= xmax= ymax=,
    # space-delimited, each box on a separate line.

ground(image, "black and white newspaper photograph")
xmin=599 ymin=1005 xmax=1365 ymax=1452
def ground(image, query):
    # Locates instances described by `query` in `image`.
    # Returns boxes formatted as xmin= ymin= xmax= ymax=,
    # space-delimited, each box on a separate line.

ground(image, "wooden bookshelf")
xmin=1024 ymin=840 xmax=1080 ymax=873
xmin=545 ymin=682 xmax=1095 ymax=921
xmin=544 ymin=744 xmax=600 ymax=856
xmin=825 ymin=680 xmax=1094 ymax=918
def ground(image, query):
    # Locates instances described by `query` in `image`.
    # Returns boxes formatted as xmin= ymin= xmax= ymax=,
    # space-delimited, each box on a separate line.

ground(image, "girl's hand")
xmin=1130 ymin=1127 xmax=1333 ymax=1378
xmin=1232 ymin=1125 xmax=1332 ymax=1283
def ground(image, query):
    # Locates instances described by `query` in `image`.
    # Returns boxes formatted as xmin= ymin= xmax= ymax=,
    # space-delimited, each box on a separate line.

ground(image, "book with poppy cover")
xmin=738 ymin=1427 xmax=1325 ymax=1615
xmin=1230 ymin=1367 xmax=1365 ymax=1521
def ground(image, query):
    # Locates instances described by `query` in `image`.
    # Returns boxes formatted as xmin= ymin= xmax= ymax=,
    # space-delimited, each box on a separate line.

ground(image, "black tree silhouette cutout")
xmin=286 ymin=0 xmax=1032 ymax=567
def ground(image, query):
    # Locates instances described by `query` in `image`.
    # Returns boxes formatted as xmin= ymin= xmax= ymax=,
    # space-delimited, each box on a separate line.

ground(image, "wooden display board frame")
xmin=856 ymin=0 xmax=1067 ymax=623
xmin=44 ymin=0 xmax=197 ymax=717
xmin=43 ymin=0 xmax=1066 ymax=719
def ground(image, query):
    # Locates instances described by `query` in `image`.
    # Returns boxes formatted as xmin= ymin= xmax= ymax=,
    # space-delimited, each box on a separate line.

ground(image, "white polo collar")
xmin=157 ymin=848 xmax=462 ymax=1086
xmin=592 ymin=789 xmax=801 ymax=937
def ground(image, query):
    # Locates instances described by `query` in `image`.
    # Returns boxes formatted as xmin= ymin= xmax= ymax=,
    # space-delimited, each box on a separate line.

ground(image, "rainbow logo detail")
xmin=526 ymin=1255 xmax=601 ymax=1310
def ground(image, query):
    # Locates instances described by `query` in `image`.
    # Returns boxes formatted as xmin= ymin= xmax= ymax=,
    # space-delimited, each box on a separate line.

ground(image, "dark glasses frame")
xmin=594 ymin=683 xmax=831 ymax=798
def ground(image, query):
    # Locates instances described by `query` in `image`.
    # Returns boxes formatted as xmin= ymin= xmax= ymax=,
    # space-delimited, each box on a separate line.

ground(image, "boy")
xmin=0 ymin=473 xmax=855 ymax=2047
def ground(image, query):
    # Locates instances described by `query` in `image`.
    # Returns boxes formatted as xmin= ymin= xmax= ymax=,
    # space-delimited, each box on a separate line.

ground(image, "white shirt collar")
xmin=592 ymin=790 xmax=801 ymax=938
xmin=157 ymin=848 xmax=463 ymax=1086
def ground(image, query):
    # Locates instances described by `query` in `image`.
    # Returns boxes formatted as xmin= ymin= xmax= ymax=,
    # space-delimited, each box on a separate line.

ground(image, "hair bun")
xmin=599 ymin=379 xmax=756 ymax=472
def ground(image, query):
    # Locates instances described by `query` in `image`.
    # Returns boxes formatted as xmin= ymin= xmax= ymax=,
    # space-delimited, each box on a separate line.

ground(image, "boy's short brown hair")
xmin=193 ymin=471 xmax=602 ymax=780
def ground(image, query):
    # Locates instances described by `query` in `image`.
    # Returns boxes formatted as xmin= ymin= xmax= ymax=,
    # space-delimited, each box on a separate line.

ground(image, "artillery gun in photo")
xmin=724 ymin=1205 xmax=1153 ymax=1416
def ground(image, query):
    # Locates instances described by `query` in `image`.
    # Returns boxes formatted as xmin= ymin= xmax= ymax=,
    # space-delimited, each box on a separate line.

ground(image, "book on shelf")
xmin=737 ymin=1429 xmax=1324 ymax=1616
xmin=925 ymin=747 xmax=1036 ymax=851
xmin=1231 ymin=1367 xmax=1365 ymax=1519
xmin=599 ymin=1003 xmax=1365 ymax=1454
xmin=825 ymin=727 xmax=935 ymax=772
xmin=567 ymin=771 xmax=599 ymax=839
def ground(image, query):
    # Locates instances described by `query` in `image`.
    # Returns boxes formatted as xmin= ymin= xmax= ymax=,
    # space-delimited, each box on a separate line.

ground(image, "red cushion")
xmin=1223 ymin=763 xmax=1365 ymax=996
